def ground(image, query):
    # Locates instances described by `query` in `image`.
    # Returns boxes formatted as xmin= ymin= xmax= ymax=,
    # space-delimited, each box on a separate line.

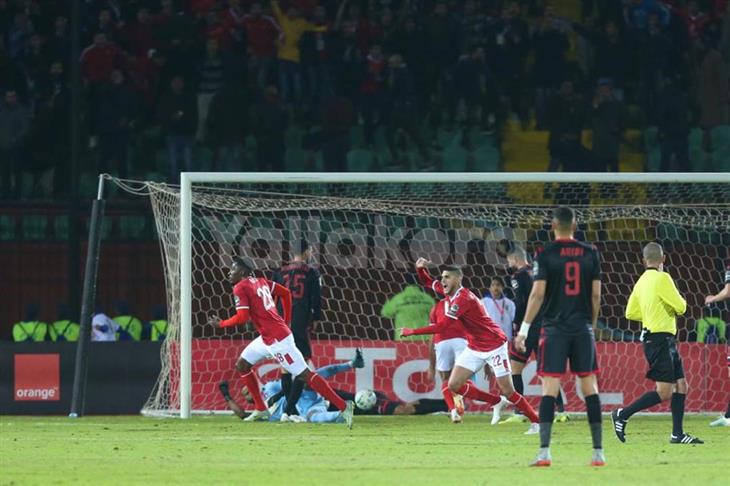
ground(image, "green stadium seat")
xmin=472 ymin=146 xmax=500 ymax=172
xmin=688 ymin=128 xmax=704 ymax=170
xmin=0 ymin=215 xmax=15 ymax=240
xmin=442 ymin=146 xmax=468 ymax=172
xmin=22 ymin=215 xmax=48 ymax=240
xmin=119 ymin=216 xmax=146 ymax=239
xmin=347 ymin=149 xmax=374 ymax=171
xmin=285 ymin=149 xmax=313 ymax=172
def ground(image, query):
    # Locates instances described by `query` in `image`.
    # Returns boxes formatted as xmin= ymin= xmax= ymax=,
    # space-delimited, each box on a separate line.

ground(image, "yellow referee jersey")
xmin=625 ymin=268 xmax=687 ymax=334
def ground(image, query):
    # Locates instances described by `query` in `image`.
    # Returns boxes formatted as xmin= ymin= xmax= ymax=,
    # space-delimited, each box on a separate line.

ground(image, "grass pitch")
xmin=1 ymin=414 xmax=727 ymax=485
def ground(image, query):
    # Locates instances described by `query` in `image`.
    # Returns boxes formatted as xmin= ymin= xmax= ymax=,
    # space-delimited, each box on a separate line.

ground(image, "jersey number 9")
xmin=564 ymin=261 xmax=581 ymax=296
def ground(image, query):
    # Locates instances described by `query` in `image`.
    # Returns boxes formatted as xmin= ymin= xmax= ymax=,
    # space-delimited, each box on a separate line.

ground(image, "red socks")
xmin=457 ymin=381 xmax=501 ymax=406
xmin=508 ymin=391 xmax=539 ymax=423
xmin=441 ymin=384 xmax=456 ymax=410
xmin=241 ymin=371 xmax=267 ymax=411
xmin=307 ymin=372 xmax=346 ymax=411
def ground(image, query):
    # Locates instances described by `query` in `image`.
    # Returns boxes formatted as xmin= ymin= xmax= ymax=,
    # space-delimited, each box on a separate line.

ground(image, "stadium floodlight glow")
xmin=126 ymin=172 xmax=730 ymax=419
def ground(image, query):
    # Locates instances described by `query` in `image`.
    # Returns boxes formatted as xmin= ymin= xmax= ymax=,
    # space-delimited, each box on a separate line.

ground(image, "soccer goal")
xmin=117 ymin=172 xmax=730 ymax=419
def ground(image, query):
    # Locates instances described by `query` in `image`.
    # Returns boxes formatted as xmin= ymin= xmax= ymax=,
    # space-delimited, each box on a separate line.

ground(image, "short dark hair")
xmin=490 ymin=276 xmax=505 ymax=287
xmin=552 ymin=207 xmax=575 ymax=229
xmin=294 ymin=239 xmax=311 ymax=255
xmin=442 ymin=265 xmax=463 ymax=277
xmin=233 ymin=256 xmax=255 ymax=275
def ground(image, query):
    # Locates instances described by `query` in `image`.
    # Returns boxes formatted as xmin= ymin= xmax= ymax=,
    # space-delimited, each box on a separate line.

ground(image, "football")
xmin=354 ymin=389 xmax=377 ymax=410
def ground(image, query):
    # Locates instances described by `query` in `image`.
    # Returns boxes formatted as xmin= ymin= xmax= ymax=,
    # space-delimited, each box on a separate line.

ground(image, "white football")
xmin=354 ymin=389 xmax=377 ymax=410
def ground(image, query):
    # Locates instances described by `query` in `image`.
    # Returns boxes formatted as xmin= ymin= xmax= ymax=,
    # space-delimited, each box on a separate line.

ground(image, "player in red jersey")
xmin=427 ymin=299 xmax=469 ymax=422
xmin=210 ymin=257 xmax=354 ymax=427
xmin=401 ymin=258 xmax=540 ymax=432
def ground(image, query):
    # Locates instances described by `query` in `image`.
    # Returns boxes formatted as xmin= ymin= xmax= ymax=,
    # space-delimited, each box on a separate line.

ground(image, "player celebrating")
xmin=504 ymin=244 xmax=568 ymax=423
xmin=705 ymin=260 xmax=730 ymax=427
xmin=516 ymin=207 xmax=605 ymax=467
xmin=403 ymin=258 xmax=540 ymax=432
xmin=425 ymin=299 xmax=469 ymax=422
xmin=210 ymin=257 xmax=354 ymax=427
xmin=611 ymin=243 xmax=703 ymax=444
xmin=272 ymin=239 xmax=322 ymax=423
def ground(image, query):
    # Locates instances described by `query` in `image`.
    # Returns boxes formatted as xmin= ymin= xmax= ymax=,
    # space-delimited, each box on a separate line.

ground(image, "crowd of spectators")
xmin=0 ymin=0 xmax=729 ymax=198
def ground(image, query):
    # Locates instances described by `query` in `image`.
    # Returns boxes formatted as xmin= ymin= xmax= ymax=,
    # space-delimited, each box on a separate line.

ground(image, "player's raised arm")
xmin=415 ymin=258 xmax=445 ymax=295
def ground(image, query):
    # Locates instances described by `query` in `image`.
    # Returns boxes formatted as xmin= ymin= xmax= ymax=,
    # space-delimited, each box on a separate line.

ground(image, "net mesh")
xmin=118 ymin=178 xmax=730 ymax=416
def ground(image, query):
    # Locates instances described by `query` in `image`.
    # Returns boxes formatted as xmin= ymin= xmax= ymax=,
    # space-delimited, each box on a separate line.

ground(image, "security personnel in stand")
xmin=113 ymin=301 xmax=143 ymax=341
xmin=49 ymin=304 xmax=80 ymax=342
xmin=12 ymin=304 xmax=48 ymax=342
xmin=149 ymin=304 xmax=168 ymax=342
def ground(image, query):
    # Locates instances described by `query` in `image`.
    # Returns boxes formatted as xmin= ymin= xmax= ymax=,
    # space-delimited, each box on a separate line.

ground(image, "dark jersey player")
xmin=516 ymin=207 xmax=605 ymax=467
xmin=272 ymin=239 xmax=322 ymax=422
xmin=503 ymin=244 xmax=567 ymax=423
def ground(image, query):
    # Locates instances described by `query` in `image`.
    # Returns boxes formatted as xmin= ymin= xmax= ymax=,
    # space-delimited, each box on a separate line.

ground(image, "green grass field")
xmin=1 ymin=414 xmax=727 ymax=485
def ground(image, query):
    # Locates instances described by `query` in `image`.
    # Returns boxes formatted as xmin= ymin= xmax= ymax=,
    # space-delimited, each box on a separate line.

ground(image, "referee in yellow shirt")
xmin=611 ymin=243 xmax=703 ymax=445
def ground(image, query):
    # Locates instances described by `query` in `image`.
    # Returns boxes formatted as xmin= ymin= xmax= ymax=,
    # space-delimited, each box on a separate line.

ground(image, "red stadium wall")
xmin=188 ymin=340 xmax=729 ymax=413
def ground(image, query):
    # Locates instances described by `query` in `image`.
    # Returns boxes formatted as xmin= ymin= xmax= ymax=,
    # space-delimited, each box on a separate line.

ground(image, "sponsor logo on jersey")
xmin=532 ymin=261 xmax=539 ymax=275
xmin=14 ymin=354 xmax=60 ymax=401
xmin=511 ymin=278 xmax=519 ymax=289
xmin=446 ymin=304 xmax=459 ymax=318
xmin=234 ymin=295 xmax=240 ymax=305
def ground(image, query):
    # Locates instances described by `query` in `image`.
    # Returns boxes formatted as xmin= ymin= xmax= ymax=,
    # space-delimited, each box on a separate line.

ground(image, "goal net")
xmin=118 ymin=174 xmax=730 ymax=417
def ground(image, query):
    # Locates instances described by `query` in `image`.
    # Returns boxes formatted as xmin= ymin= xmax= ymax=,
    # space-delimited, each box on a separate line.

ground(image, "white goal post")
xmin=168 ymin=172 xmax=730 ymax=419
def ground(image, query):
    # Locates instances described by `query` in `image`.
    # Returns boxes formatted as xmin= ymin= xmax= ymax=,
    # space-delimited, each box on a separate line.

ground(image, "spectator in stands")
xmin=253 ymin=84 xmax=287 ymax=171
xmin=271 ymin=0 xmax=326 ymax=105
xmin=573 ymin=19 xmax=630 ymax=100
xmin=636 ymin=12 xmax=677 ymax=125
xmin=696 ymin=38 xmax=729 ymax=165
xmin=121 ymin=6 xmax=157 ymax=58
xmin=96 ymin=69 xmax=139 ymax=179
xmin=206 ymin=78 xmax=250 ymax=171
xmin=0 ymin=88 xmax=30 ymax=199
xmin=48 ymin=15 xmax=70 ymax=64
xmin=6 ymin=11 xmax=33 ymax=60
xmin=656 ymin=74 xmax=690 ymax=172
xmin=360 ymin=43 xmax=386 ymax=148
xmin=242 ymin=2 xmax=281 ymax=91
xmin=92 ymin=311 xmax=118 ymax=342
xmin=532 ymin=13 xmax=571 ymax=129
xmin=49 ymin=304 xmax=79 ymax=342
xmin=157 ymin=75 xmax=197 ymax=183
xmin=590 ymin=78 xmax=625 ymax=172
xmin=12 ymin=303 xmax=47 ymax=342
xmin=547 ymin=80 xmax=588 ymax=172
xmin=384 ymin=53 xmax=429 ymax=166
xmin=195 ymin=38 xmax=228 ymax=142
xmin=624 ymin=0 xmax=671 ymax=30
xmin=219 ymin=0 xmax=247 ymax=53
xmin=21 ymin=33 xmax=50 ymax=98
xmin=319 ymin=90 xmax=355 ymax=171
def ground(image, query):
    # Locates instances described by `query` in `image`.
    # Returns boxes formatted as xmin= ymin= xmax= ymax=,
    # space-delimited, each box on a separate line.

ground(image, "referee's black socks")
xmin=585 ymin=394 xmax=602 ymax=449
xmin=539 ymin=396 xmax=556 ymax=448
xmin=671 ymin=393 xmax=686 ymax=436
xmin=619 ymin=391 xmax=662 ymax=420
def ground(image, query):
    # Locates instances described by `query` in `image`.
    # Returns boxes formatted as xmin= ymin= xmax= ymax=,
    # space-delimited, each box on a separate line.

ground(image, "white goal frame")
xmin=177 ymin=171 xmax=728 ymax=418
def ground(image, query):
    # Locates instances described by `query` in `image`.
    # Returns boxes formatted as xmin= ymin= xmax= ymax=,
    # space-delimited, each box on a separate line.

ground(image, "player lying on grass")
xmin=403 ymin=258 xmax=540 ymax=434
xmin=219 ymin=349 xmax=365 ymax=423
xmin=209 ymin=257 xmax=354 ymax=428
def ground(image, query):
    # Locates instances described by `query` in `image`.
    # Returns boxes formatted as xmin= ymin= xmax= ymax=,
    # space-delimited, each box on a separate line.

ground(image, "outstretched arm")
xmin=401 ymin=320 xmax=451 ymax=337
xmin=705 ymin=284 xmax=730 ymax=304
xmin=217 ymin=308 xmax=250 ymax=328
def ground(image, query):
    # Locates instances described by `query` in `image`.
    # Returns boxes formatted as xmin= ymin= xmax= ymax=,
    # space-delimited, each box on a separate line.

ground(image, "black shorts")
xmin=537 ymin=325 xmax=599 ymax=377
xmin=509 ymin=323 xmax=541 ymax=364
xmin=642 ymin=332 xmax=684 ymax=383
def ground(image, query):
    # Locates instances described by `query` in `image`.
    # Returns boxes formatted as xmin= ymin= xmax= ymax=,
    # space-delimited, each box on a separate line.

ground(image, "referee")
xmin=611 ymin=242 xmax=703 ymax=444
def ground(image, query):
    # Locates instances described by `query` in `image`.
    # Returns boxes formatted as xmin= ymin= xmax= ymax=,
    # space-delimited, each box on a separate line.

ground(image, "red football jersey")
xmin=444 ymin=287 xmax=507 ymax=352
xmin=430 ymin=300 xmax=468 ymax=344
xmin=233 ymin=277 xmax=291 ymax=345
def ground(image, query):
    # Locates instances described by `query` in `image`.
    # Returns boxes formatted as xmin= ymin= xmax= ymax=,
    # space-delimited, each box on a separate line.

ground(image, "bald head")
xmin=642 ymin=242 xmax=664 ymax=266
